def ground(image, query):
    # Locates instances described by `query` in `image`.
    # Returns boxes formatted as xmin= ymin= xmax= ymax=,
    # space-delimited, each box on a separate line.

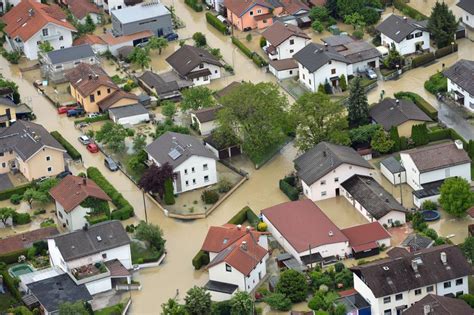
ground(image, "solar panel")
xmin=168 ymin=148 xmax=182 ymax=160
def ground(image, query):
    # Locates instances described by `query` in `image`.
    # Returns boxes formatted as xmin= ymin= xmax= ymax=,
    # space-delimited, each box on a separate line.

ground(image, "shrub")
xmin=50 ymin=131 xmax=82 ymax=160
xmin=423 ymin=228 xmax=438 ymax=240
xmin=246 ymin=34 xmax=252 ymax=42
xmin=192 ymin=32 xmax=207 ymax=47
xmin=0 ymin=183 xmax=32 ymax=201
xmin=264 ymin=293 xmax=292 ymax=311
xmin=259 ymin=36 xmax=266 ymax=48
xmin=422 ymin=200 xmax=437 ymax=210
xmin=1 ymin=270 xmax=21 ymax=300
xmin=411 ymin=52 xmax=436 ymax=68
xmin=352 ymin=30 xmax=364 ymax=39
xmin=428 ymin=128 xmax=450 ymax=142
xmin=12 ymin=212 xmax=31 ymax=225
xmin=218 ymin=178 xmax=232 ymax=193
xmin=205 ymin=13 xmax=228 ymax=35
xmin=435 ymin=43 xmax=458 ymax=58
xmin=163 ymin=178 xmax=175 ymax=205
xmin=276 ymin=269 xmax=308 ymax=303
xmin=460 ymin=294 xmax=474 ymax=308
xmin=10 ymin=194 xmax=22 ymax=205
xmin=394 ymin=91 xmax=438 ymax=121
xmin=279 ymin=179 xmax=299 ymax=201
xmin=257 ymin=222 xmax=267 ymax=232
xmin=424 ymin=72 xmax=447 ymax=94
xmin=184 ymin=0 xmax=203 ymax=12
xmin=33 ymin=209 xmax=46 ymax=215
xmin=335 ymin=262 xmax=345 ymax=273
xmin=201 ymin=190 xmax=219 ymax=204
xmin=2 ymin=50 xmax=21 ymax=64
xmin=192 ymin=250 xmax=210 ymax=270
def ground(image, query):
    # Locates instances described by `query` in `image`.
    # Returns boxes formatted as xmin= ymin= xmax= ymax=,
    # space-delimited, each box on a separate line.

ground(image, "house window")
xmin=97 ymin=90 xmax=101 ymax=96
xmin=59 ymin=35 xmax=64 ymax=41
xmin=192 ymin=167 xmax=195 ymax=173
xmin=414 ymin=289 xmax=422 ymax=295
xmin=302 ymin=74 xmax=305 ymax=80
xmin=225 ymin=264 xmax=232 ymax=272
xmin=383 ymin=297 xmax=391 ymax=304
xmin=199 ymin=63 xmax=204 ymax=69
xmin=406 ymin=34 xmax=414 ymax=40
xmin=321 ymin=180 xmax=326 ymax=185
xmin=334 ymin=177 xmax=339 ymax=182
xmin=204 ymin=175 xmax=209 ymax=182
xmin=289 ymin=49 xmax=294 ymax=53
xmin=321 ymin=191 xmax=327 ymax=196
xmin=290 ymin=39 xmax=294 ymax=45
xmin=289 ymin=70 xmax=293 ymax=75
xmin=42 ymin=29 xmax=48 ymax=36
xmin=331 ymin=68 xmax=336 ymax=74
xmin=215 ymin=70 xmax=218 ymax=74
xmin=383 ymin=310 xmax=391 ymax=315
xmin=395 ymin=293 xmax=402 ymax=301
xmin=37 ymin=41 xmax=41 ymax=45
xmin=444 ymin=281 xmax=451 ymax=288
xmin=257 ymin=9 xmax=261 ymax=14
xmin=184 ymin=169 xmax=188 ymax=175
xmin=66 ymin=219 xmax=69 ymax=225
xmin=309 ymin=79 xmax=312 ymax=85
xmin=203 ymin=164 xmax=208 ymax=170
xmin=58 ymin=211 xmax=63 ymax=219
xmin=1 ymin=163 xmax=5 ymax=168
xmin=55 ymin=65 xmax=63 ymax=69
xmin=90 ymin=94 xmax=95 ymax=102
xmin=46 ymin=156 xmax=51 ymax=161
xmin=60 ymin=46 xmax=64 ymax=49
xmin=193 ymin=179 xmax=196 ymax=184
xmin=250 ymin=11 xmax=254 ymax=16
xmin=47 ymin=167 xmax=52 ymax=172
xmin=415 ymin=32 xmax=422 ymax=38
xmin=185 ymin=180 xmax=189 ymax=186
xmin=427 ymin=285 xmax=434 ymax=292
xmin=456 ymin=278 xmax=463 ymax=286
xmin=102 ymin=253 xmax=107 ymax=259
xmin=107 ymin=88 xmax=111 ymax=94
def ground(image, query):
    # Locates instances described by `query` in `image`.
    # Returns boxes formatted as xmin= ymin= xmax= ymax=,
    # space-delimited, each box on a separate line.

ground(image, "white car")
xmin=78 ymin=135 xmax=91 ymax=145
xmin=366 ymin=68 xmax=378 ymax=80
xmin=87 ymin=112 xmax=100 ymax=118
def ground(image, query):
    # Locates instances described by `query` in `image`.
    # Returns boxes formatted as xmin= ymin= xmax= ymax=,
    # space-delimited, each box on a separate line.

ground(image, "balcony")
xmin=40 ymin=33 xmax=61 ymax=41
xmin=70 ymin=262 xmax=110 ymax=285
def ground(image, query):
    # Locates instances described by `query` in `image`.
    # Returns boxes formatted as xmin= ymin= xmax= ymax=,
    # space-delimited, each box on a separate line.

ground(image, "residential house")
xmin=268 ymin=58 xmax=299 ymax=79
xmin=340 ymin=174 xmax=407 ymax=227
xmin=294 ymin=141 xmax=374 ymax=201
xmin=73 ymin=34 xmax=108 ymax=54
xmin=1 ymin=0 xmax=76 ymax=60
xmin=48 ymin=220 xmax=132 ymax=295
xmin=100 ymin=30 xmax=153 ymax=56
xmin=262 ymin=21 xmax=310 ymax=61
xmin=380 ymin=156 xmax=406 ymax=185
xmin=111 ymin=2 xmax=172 ymax=37
xmin=0 ymin=97 xmax=30 ymax=127
xmin=351 ymin=245 xmax=473 ymax=315
xmin=108 ymin=104 xmax=150 ymax=125
xmin=457 ymin=0 xmax=474 ymax=41
xmin=145 ymin=131 xmax=217 ymax=194
xmin=65 ymin=63 xmax=139 ymax=113
xmin=369 ymin=98 xmax=432 ymax=137
xmin=0 ymin=120 xmax=66 ymax=181
xmin=400 ymin=141 xmax=471 ymax=207
xmin=376 ymin=14 xmax=430 ymax=56
xmin=137 ymin=71 xmax=184 ymax=102
xmin=41 ymin=44 xmax=99 ymax=84
xmin=443 ymin=59 xmax=474 ymax=112
xmin=0 ymin=227 xmax=58 ymax=256
xmin=403 ymin=294 xmax=473 ymax=315
xmin=66 ymin=0 xmax=102 ymax=24
xmin=340 ymin=222 xmax=391 ymax=259
xmin=190 ymin=107 xmax=221 ymax=136
xmin=49 ymin=175 xmax=112 ymax=232
xmin=166 ymin=45 xmax=223 ymax=86
xmin=224 ymin=0 xmax=275 ymax=31
xmin=201 ymin=224 xmax=269 ymax=301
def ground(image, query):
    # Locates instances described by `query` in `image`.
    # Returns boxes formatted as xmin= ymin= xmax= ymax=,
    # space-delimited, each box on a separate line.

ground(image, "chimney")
xmin=245 ymin=226 xmax=251 ymax=232
xmin=411 ymin=259 xmax=418 ymax=272
xmin=241 ymin=241 xmax=247 ymax=251
xmin=237 ymin=224 xmax=242 ymax=230
xmin=88 ymin=74 xmax=93 ymax=80
xmin=328 ymin=230 xmax=334 ymax=237
xmin=83 ymin=177 xmax=87 ymax=186
xmin=454 ymin=139 xmax=463 ymax=150
xmin=423 ymin=305 xmax=431 ymax=315
xmin=440 ymin=252 xmax=447 ymax=265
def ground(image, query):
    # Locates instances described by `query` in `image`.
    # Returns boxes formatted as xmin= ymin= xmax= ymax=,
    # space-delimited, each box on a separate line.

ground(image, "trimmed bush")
xmin=12 ymin=212 xmax=31 ymax=225
xmin=435 ymin=44 xmax=458 ymax=59
xmin=163 ymin=178 xmax=175 ymax=205
xmin=247 ymin=209 xmax=260 ymax=227
xmin=0 ymin=248 xmax=29 ymax=264
xmin=192 ymin=250 xmax=210 ymax=270
xmin=74 ymin=114 xmax=109 ymax=125
xmin=87 ymin=213 xmax=109 ymax=225
xmin=0 ymin=183 xmax=32 ymax=201
xmin=184 ymin=0 xmax=203 ymax=12
xmin=9 ymin=194 xmax=22 ymax=205
xmin=231 ymin=36 xmax=268 ymax=67
xmin=428 ymin=128 xmax=450 ymax=142
xmin=393 ymin=0 xmax=428 ymax=20
xmin=50 ymin=131 xmax=82 ymax=160
xmin=424 ymin=72 xmax=447 ymax=94
xmin=279 ymin=179 xmax=299 ymax=201
xmin=411 ymin=52 xmax=436 ymax=68
xmin=228 ymin=206 xmax=250 ymax=225
xmin=201 ymin=190 xmax=219 ymax=204
xmin=206 ymin=13 xmax=228 ymax=35
xmin=422 ymin=200 xmax=437 ymax=210
xmin=1 ymin=270 xmax=21 ymax=300
xmin=394 ymin=91 xmax=438 ymax=121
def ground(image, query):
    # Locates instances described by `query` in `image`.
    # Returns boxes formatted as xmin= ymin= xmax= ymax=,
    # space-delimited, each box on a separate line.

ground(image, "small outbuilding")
xmin=268 ymin=58 xmax=299 ymax=80
xmin=341 ymin=222 xmax=391 ymax=259
xmin=109 ymin=104 xmax=150 ymax=125
xmin=380 ymin=156 xmax=406 ymax=185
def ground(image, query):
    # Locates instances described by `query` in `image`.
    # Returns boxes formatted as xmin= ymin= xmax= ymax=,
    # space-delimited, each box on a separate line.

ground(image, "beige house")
xmin=0 ymin=121 xmax=66 ymax=181
xmin=0 ymin=97 xmax=32 ymax=128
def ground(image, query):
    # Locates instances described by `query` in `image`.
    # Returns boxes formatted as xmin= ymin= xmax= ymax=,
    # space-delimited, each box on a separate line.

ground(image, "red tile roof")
xmin=0 ymin=227 xmax=59 ymax=255
xmin=73 ymin=34 xmax=106 ymax=46
xmin=202 ymin=224 xmax=262 ymax=253
xmin=49 ymin=175 xmax=111 ymax=212
xmin=69 ymin=0 xmax=101 ymax=20
xmin=223 ymin=0 xmax=273 ymax=17
xmin=341 ymin=222 xmax=391 ymax=252
xmin=261 ymin=200 xmax=348 ymax=253
xmin=2 ymin=0 xmax=76 ymax=42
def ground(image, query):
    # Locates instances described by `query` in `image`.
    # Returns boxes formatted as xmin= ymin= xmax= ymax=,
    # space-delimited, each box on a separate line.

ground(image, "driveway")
xmin=437 ymin=100 xmax=474 ymax=141
xmin=0 ymin=174 xmax=13 ymax=191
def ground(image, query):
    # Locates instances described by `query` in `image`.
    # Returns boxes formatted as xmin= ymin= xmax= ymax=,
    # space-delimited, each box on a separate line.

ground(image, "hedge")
xmin=87 ymin=167 xmax=134 ymax=220
xmin=0 ymin=183 xmax=32 ymax=201
xmin=394 ymin=91 xmax=438 ymax=121
xmin=74 ymin=114 xmax=109 ymax=125
xmin=87 ymin=213 xmax=109 ymax=225
xmin=279 ymin=179 xmax=299 ymax=201
xmin=0 ymin=248 xmax=29 ymax=264
xmin=231 ymin=36 xmax=268 ymax=68
xmin=206 ymin=13 xmax=228 ymax=35
xmin=435 ymin=44 xmax=458 ymax=59
xmin=192 ymin=250 xmax=210 ymax=270
xmin=184 ymin=0 xmax=203 ymax=12
xmin=12 ymin=212 xmax=31 ymax=225
xmin=428 ymin=129 xmax=450 ymax=142
xmin=1 ymin=270 xmax=21 ymax=300
xmin=411 ymin=52 xmax=436 ymax=68
xmin=50 ymin=131 xmax=82 ymax=161
xmin=424 ymin=72 xmax=447 ymax=95
xmin=393 ymin=0 xmax=428 ymax=21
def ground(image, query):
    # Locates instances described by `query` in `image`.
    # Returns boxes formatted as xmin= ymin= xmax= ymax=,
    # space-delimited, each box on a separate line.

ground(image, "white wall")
xmin=381 ymin=30 xmax=430 ymax=56
xmin=56 ymin=201 xmax=90 ymax=232
xmin=85 ymin=277 xmax=112 ymax=295
xmin=190 ymin=113 xmax=217 ymax=136
xmin=436 ymin=276 xmax=469 ymax=297
xmin=447 ymin=78 xmax=474 ymax=112
xmin=21 ymin=23 xmax=74 ymax=60
xmin=400 ymin=153 xmax=421 ymax=190
xmin=104 ymin=0 xmax=125 ymax=12
xmin=269 ymin=65 xmax=298 ymax=80
xmin=298 ymin=60 xmax=348 ymax=92
xmin=413 ymin=194 xmax=439 ymax=209
xmin=268 ymin=36 xmax=310 ymax=60
xmin=190 ymin=63 xmax=221 ymax=86
xmin=351 ymin=57 xmax=380 ymax=73
xmin=111 ymin=112 xmax=150 ymax=125
xmin=381 ymin=164 xmax=406 ymax=185
xmin=173 ymin=155 xmax=217 ymax=194
xmin=461 ymin=10 xmax=474 ymax=29
xmin=353 ymin=274 xmax=380 ymax=314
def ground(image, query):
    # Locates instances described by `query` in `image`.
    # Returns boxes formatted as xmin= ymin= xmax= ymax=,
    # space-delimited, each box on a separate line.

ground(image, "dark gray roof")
xmin=401 ymin=234 xmax=434 ymax=251
xmin=376 ymin=14 xmax=426 ymax=43
xmin=293 ymin=42 xmax=348 ymax=73
xmin=51 ymin=220 xmax=130 ymax=261
xmin=403 ymin=294 xmax=474 ymax=315
xmin=443 ymin=59 xmax=474 ymax=96
xmin=205 ymin=280 xmax=238 ymax=294
xmin=166 ymin=45 xmax=222 ymax=77
xmin=294 ymin=142 xmax=373 ymax=186
xmin=457 ymin=0 xmax=474 ymax=14
xmin=27 ymin=274 xmax=92 ymax=313
xmin=381 ymin=156 xmax=405 ymax=174
xmin=413 ymin=179 xmax=445 ymax=199
xmin=191 ymin=106 xmax=221 ymax=123
xmin=145 ymin=131 xmax=216 ymax=168
xmin=322 ymin=35 xmax=381 ymax=63
xmin=341 ymin=175 xmax=406 ymax=219
xmin=109 ymin=104 xmax=148 ymax=119
xmin=0 ymin=97 xmax=18 ymax=107
xmin=336 ymin=293 xmax=371 ymax=312
xmin=350 ymin=245 xmax=473 ymax=298
xmin=139 ymin=71 xmax=180 ymax=96
xmin=370 ymin=98 xmax=432 ymax=131
xmin=0 ymin=120 xmax=65 ymax=160
xmin=46 ymin=44 xmax=95 ymax=65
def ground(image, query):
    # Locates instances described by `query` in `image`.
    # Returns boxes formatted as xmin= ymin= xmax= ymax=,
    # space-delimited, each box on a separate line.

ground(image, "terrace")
xmin=71 ymin=262 xmax=110 ymax=285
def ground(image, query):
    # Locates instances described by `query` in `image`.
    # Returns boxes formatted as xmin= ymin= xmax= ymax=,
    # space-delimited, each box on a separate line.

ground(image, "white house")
xmin=48 ymin=220 xmax=132 ymax=295
xmin=103 ymin=0 xmax=126 ymax=13
xmin=376 ymin=14 xmax=430 ymax=56
xmin=2 ymin=0 xmax=76 ymax=60
xmin=190 ymin=107 xmax=221 ymax=136
xmin=269 ymin=58 xmax=299 ymax=80
xmin=400 ymin=141 xmax=471 ymax=207
xmin=108 ymin=104 xmax=150 ymax=125
xmin=262 ymin=21 xmax=310 ymax=61
xmin=201 ymin=224 xmax=269 ymax=301
xmin=49 ymin=175 xmax=112 ymax=232
xmin=340 ymin=175 xmax=407 ymax=227
xmin=457 ymin=0 xmax=474 ymax=41
xmin=443 ymin=59 xmax=474 ymax=112
xmin=380 ymin=156 xmax=406 ymax=185
xmin=145 ymin=131 xmax=218 ymax=194
xmin=294 ymin=141 xmax=374 ymax=201
xmin=351 ymin=245 xmax=472 ymax=315
xmin=166 ymin=45 xmax=223 ymax=86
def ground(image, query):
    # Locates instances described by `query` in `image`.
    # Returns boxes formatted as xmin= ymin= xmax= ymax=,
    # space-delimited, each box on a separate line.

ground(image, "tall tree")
xmin=192 ymin=32 xmax=207 ymax=47
xmin=347 ymin=76 xmax=370 ymax=127
xmin=134 ymin=221 xmax=165 ymax=251
xmin=427 ymin=2 xmax=458 ymax=48
xmin=161 ymin=298 xmax=186 ymax=315
xmin=95 ymin=122 xmax=129 ymax=153
xmin=325 ymin=0 xmax=338 ymax=18
xmin=276 ymin=269 xmax=308 ymax=303
xmin=370 ymin=128 xmax=394 ymax=153
xmin=230 ymin=291 xmax=253 ymax=315
xmin=23 ymin=188 xmax=49 ymax=209
xmin=184 ymin=286 xmax=212 ymax=315
xmin=161 ymin=100 xmax=177 ymax=119
xmin=129 ymin=47 xmax=151 ymax=69
xmin=138 ymin=163 xmax=174 ymax=198
xmin=180 ymin=87 xmax=216 ymax=111
xmin=389 ymin=126 xmax=401 ymax=152
xmin=291 ymin=92 xmax=350 ymax=151
xmin=0 ymin=207 xmax=15 ymax=226
xmin=439 ymin=177 xmax=474 ymax=218
xmin=147 ymin=36 xmax=169 ymax=54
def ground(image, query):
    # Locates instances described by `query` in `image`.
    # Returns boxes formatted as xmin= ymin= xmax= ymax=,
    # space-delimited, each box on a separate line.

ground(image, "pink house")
xmin=224 ymin=0 xmax=274 ymax=30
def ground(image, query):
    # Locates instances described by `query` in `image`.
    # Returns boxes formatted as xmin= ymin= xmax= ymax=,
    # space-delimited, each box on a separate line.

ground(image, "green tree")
xmin=324 ymin=79 xmax=332 ymax=94
xmin=311 ymin=20 xmax=324 ymax=33
xmin=461 ymin=236 xmax=474 ymax=262
xmin=23 ymin=188 xmax=49 ymax=209
xmin=427 ymin=1 xmax=458 ymax=48
xmin=147 ymin=36 xmax=169 ymax=54
xmin=384 ymin=46 xmax=404 ymax=70
xmin=230 ymin=291 xmax=253 ymax=315
xmin=161 ymin=101 xmax=177 ymax=119
xmin=347 ymin=76 xmax=369 ymax=127
xmin=336 ymin=0 xmax=365 ymax=18
xmin=292 ymin=92 xmax=350 ymax=151
xmin=95 ymin=122 xmax=129 ymax=153
xmin=0 ymin=77 xmax=21 ymax=103
xmin=318 ymin=83 xmax=325 ymax=94
xmin=133 ymin=134 xmax=147 ymax=152
xmin=0 ymin=207 xmax=15 ymax=226
xmin=411 ymin=124 xmax=429 ymax=146
xmin=308 ymin=291 xmax=339 ymax=312
xmin=135 ymin=221 xmax=166 ymax=251
xmin=38 ymin=41 xmax=53 ymax=55
xmin=344 ymin=12 xmax=365 ymax=29
xmin=58 ymin=301 xmax=89 ymax=315
xmin=370 ymin=128 xmax=394 ymax=153
xmin=129 ymin=47 xmax=151 ymax=69
xmin=181 ymin=86 xmax=216 ymax=111
xmin=210 ymin=48 xmax=222 ymax=59
xmin=360 ymin=7 xmax=380 ymax=25
xmin=325 ymin=0 xmax=338 ymax=17
xmin=264 ymin=293 xmax=292 ymax=311
xmin=246 ymin=33 xmax=252 ymax=42
xmin=163 ymin=178 xmax=175 ymax=205
xmin=161 ymin=298 xmax=187 ymax=315
xmin=276 ymin=269 xmax=308 ymax=303
xmin=309 ymin=6 xmax=329 ymax=21
xmin=192 ymin=32 xmax=207 ymax=47
xmin=349 ymin=124 xmax=381 ymax=146
xmin=339 ymin=74 xmax=347 ymax=92
xmin=439 ymin=177 xmax=474 ymax=218
xmin=184 ymin=286 xmax=212 ymax=315
xmin=389 ymin=126 xmax=401 ymax=152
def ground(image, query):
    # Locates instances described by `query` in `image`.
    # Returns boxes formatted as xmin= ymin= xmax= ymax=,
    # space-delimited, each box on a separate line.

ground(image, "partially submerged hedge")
xmin=231 ymin=36 xmax=268 ymax=67
xmin=0 ymin=183 xmax=32 ymax=201
xmin=279 ymin=177 xmax=299 ymax=201
xmin=435 ymin=44 xmax=458 ymax=59
xmin=424 ymin=72 xmax=447 ymax=95
xmin=411 ymin=52 xmax=436 ymax=68
xmin=86 ymin=167 xmax=134 ymax=220
xmin=184 ymin=0 xmax=203 ymax=12
xmin=206 ymin=13 xmax=228 ymax=35
xmin=0 ymin=248 xmax=29 ymax=264
xmin=192 ymin=250 xmax=210 ymax=270
xmin=50 ymin=131 xmax=82 ymax=160
xmin=74 ymin=114 xmax=109 ymax=125
xmin=394 ymin=91 xmax=438 ymax=121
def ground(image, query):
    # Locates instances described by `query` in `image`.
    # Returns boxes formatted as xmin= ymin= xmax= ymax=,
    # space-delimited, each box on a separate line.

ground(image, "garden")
xmin=126 ymin=221 xmax=166 ymax=265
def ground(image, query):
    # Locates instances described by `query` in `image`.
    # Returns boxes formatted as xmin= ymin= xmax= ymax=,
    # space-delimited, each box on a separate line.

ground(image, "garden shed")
xmin=380 ymin=156 xmax=406 ymax=185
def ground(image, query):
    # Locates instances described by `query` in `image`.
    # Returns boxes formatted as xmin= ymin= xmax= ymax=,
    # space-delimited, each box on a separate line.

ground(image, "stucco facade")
xmin=447 ymin=78 xmax=474 ymax=112
xmin=298 ymin=60 xmax=348 ymax=93
xmin=16 ymin=147 xmax=65 ymax=181
xmin=226 ymin=4 xmax=272 ymax=31
xmin=69 ymin=84 xmax=117 ymax=113
xmin=55 ymin=201 xmax=91 ymax=232
xmin=380 ymin=30 xmax=430 ymax=56
xmin=265 ymin=36 xmax=310 ymax=61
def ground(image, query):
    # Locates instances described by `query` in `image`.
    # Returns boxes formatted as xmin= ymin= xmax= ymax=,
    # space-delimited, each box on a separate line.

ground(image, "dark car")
xmin=56 ymin=170 xmax=72 ymax=179
xmin=67 ymin=108 xmax=85 ymax=117
xmin=165 ymin=32 xmax=179 ymax=41
xmin=104 ymin=156 xmax=119 ymax=172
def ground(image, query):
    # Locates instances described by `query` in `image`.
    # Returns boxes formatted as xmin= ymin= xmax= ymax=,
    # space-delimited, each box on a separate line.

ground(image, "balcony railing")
xmin=70 ymin=262 xmax=110 ymax=285
xmin=40 ymin=33 xmax=61 ymax=41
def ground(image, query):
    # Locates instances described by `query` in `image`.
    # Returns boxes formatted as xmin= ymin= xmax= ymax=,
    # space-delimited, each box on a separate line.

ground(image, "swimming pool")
xmin=8 ymin=263 xmax=35 ymax=278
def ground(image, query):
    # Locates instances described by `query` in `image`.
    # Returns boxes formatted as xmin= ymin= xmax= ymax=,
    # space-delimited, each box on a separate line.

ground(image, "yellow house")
xmin=0 ymin=97 xmax=17 ymax=127
xmin=65 ymin=63 xmax=138 ymax=113
xmin=369 ymin=98 xmax=432 ymax=138
xmin=0 ymin=121 xmax=66 ymax=181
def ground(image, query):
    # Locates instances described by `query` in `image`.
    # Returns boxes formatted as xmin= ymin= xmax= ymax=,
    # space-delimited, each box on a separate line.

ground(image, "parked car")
xmin=67 ymin=108 xmax=85 ymax=117
xmin=104 ymin=156 xmax=119 ymax=172
xmin=58 ymin=106 xmax=76 ymax=114
xmin=87 ymin=143 xmax=99 ymax=153
xmin=216 ymin=15 xmax=228 ymax=25
xmin=87 ymin=112 xmax=100 ymax=118
xmin=56 ymin=170 xmax=72 ymax=179
xmin=366 ymin=68 xmax=377 ymax=79
xmin=165 ymin=32 xmax=179 ymax=41
xmin=78 ymin=135 xmax=91 ymax=145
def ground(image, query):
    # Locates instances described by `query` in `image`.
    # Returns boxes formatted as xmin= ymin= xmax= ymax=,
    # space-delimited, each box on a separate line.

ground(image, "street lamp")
xmin=451 ymin=41 xmax=455 ymax=53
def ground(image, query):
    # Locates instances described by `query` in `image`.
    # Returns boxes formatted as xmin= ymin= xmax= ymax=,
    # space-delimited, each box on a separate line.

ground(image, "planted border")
xmin=50 ymin=131 xmax=82 ymax=161
xmin=184 ymin=0 xmax=203 ymax=12
xmin=74 ymin=114 xmax=109 ymax=125
xmin=0 ymin=183 xmax=32 ymax=201
xmin=206 ymin=13 xmax=228 ymax=35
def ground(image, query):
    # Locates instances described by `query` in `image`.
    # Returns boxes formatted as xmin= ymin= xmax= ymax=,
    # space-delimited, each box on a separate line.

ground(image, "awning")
xmin=352 ymin=241 xmax=378 ymax=253
xmin=187 ymin=69 xmax=211 ymax=80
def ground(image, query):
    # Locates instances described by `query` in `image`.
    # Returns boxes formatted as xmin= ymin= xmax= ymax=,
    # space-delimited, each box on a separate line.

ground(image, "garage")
xmin=109 ymin=104 xmax=150 ymax=125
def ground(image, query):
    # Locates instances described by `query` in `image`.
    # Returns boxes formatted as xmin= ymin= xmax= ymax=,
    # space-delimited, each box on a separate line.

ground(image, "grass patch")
xmin=131 ymin=241 xmax=161 ymax=265
xmin=424 ymin=72 xmax=447 ymax=95
xmin=94 ymin=303 xmax=124 ymax=315
xmin=0 ymin=291 xmax=17 ymax=310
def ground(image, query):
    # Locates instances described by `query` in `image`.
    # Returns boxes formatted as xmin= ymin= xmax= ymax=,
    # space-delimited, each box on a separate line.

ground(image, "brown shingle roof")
xmin=0 ymin=227 xmax=59 ymax=255
xmin=97 ymin=90 xmax=139 ymax=111
xmin=69 ymin=0 xmax=101 ymax=20
xmin=279 ymin=0 xmax=309 ymax=14
xmin=269 ymin=58 xmax=298 ymax=71
xmin=65 ymin=63 xmax=117 ymax=97
xmin=2 ymin=0 xmax=75 ymax=42
xmin=262 ymin=21 xmax=309 ymax=47
xmin=215 ymin=81 xmax=242 ymax=100
xmin=166 ymin=45 xmax=222 ymax=77
xmin=49 ymin=175 xmax=111 ymax=213
xmin=191 ymin=106 xmax=221 ymax=123
xmin=73 ymin=34 xmax=106 ymax=46
xmin=404 ymin=294 xmax=474 ymax=315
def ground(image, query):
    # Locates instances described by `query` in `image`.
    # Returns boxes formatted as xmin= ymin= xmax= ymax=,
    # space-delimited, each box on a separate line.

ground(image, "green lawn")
xmin=94 ymin=303 xmax=124 ymax=315
xmin=131 ymin=241 xmax=161 ymax=265
xmin=0 ymin=291 xmax=18 ymax=311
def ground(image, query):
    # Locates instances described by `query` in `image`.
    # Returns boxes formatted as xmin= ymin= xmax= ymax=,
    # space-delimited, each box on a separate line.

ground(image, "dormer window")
xmin=225 ymin=264 xmax=232 ymax=272
xmin=199 ymin=63 xmax=204 ymax=69
xmin=42 ymin=29 xmax=48 ymax=36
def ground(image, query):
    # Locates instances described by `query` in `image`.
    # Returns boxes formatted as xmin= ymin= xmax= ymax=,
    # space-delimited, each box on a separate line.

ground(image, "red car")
xmin=58 ymin=106 xmax=76 ymax=114
xmin=86 ymin=143 xmax=99 ymax=153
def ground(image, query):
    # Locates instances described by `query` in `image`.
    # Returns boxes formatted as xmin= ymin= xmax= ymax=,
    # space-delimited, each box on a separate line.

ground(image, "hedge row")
xmin=394 ymin=91 xmax=438 ymax=121
xmin=87 ymin=213 xmax=109 ymax=225
xmin=393 ymin=0 xmax=428 ymax=21
xmin=74 ymin=114 xmax=109 ymax=125
xmin=435 ymin=44 xmax=458 ymax=59
xmin=231 ymin=36 xmax=268 ymax=68
xmin=411 ymin=52 xmax=436 ymax=68
xmin=0 ymin=183 xmax=32 ymax=201
xmin=184 ymin=0 xmax=203 ymax=12
xmin=0 ymin=248 xmax=29 ymax=265
xmin=206 ymin=13 xmax=228 ymax=35
xmin=427 ymin=128 xmax=467 ymax=146
xmin=192 ymin=250 xmax=210 ymax=270
xmin=86 ymin=167 xmax=134 ymax=220
xmin=279 ymin=178 xmax=299 ymax=201
xmin=50 ymin=131 xmax=82 ymax=161
xmin=1 ymin=270 xmax=21 ymax=301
